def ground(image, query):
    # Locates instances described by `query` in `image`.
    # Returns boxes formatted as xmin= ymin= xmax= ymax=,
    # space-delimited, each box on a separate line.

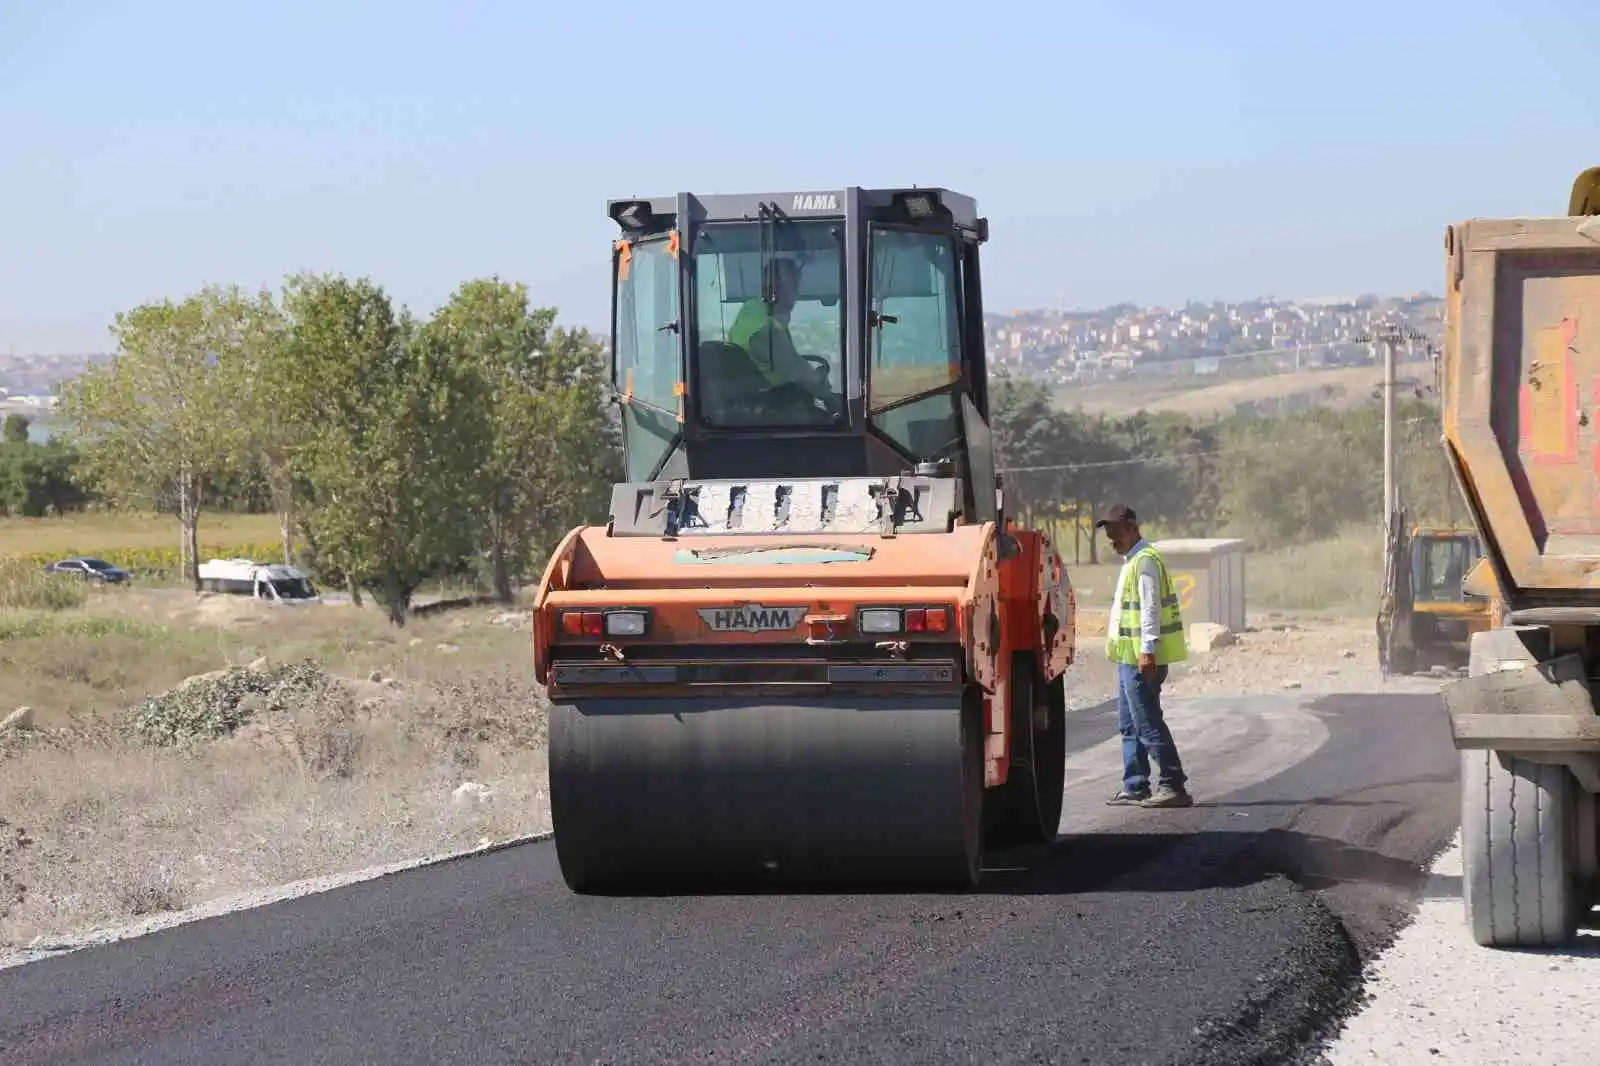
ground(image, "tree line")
xmin=11 ymin=309 xmax=1459 ymax=621
xmin=46 ymin=275 xmax=619 ymax=625
xmin=990 ymin=372 xmax=1464 ymax=561
xmin=2 ymin=414 xmax=89 ymax=517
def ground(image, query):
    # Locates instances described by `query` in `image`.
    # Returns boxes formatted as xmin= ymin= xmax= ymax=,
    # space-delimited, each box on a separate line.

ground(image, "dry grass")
xmin=0 ymin=558 xmax=89 ymax=611
xmin=0 ymin=588 xmax=549 ymax=953
xmin=1059 ymin=364 xmax=1424 ymax=419
xmin=0 ymin=512 xmax=282 ymax=557
xmin=1245 ymin=528 xmax=1383 ymax=616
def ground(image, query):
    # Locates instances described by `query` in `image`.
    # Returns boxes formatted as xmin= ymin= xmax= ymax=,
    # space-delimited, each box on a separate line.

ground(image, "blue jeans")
xmin=1117 ymin=663 xmax=1187 ymax=793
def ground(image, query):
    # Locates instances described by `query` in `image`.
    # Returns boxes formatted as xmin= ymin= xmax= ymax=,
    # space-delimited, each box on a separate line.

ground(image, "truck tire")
xmin=1461 ymin=747 xmax=1582 ymax=947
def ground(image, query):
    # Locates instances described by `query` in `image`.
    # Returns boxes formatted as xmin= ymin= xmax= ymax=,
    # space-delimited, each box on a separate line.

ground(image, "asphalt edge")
xmin=1179 ymin=878 xmax=1364 ymax=1066
xmin=0 ymin=829 xmax=556 ymax=972
xmin=1292 ymin=828 xmax=1465 ymax=1066
xmin=1173 ymin=823 xmax=1463 ymax=1066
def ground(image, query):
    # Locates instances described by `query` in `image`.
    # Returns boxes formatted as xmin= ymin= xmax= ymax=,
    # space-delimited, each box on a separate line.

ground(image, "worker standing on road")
xmin=1095 ymin=502 xmax=1194 ymax=809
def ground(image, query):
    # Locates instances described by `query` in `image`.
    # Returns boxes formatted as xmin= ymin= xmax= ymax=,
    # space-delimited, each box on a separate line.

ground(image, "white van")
xmin=197 ymin=558 xmax=322 ymax=605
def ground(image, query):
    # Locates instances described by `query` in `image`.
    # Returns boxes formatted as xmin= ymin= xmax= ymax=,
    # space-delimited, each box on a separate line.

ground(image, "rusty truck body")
xmin=1438 ymin=168 xmax=1600 ymax=946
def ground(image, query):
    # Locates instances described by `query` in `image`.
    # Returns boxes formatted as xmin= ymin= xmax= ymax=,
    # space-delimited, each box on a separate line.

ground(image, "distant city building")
xmin=983 ymin=293 xmax=1442 ymax=386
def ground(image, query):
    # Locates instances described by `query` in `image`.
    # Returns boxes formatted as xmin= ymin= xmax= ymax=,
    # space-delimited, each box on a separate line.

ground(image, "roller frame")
xmin=533 ymin=184 xmax=1078 ymax=893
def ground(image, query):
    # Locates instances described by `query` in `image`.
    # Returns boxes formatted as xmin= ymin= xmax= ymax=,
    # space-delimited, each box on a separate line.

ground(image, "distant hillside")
xmin=1054 ymin=362 xmax=1438 ymax=420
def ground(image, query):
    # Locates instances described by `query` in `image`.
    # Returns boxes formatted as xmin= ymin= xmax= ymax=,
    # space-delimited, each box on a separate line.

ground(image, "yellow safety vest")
xmin=1104 ymin=544 xmax=1188 ymax=665
xmin=728 ymin=299 xmax=793 ymax=386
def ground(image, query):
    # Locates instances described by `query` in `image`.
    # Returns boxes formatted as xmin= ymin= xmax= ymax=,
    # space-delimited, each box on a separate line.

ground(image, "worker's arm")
xmin=1137 ymin=557 xmax=1161 ymax=676
xmin=750 ymin=323 xmax=829 ymax=400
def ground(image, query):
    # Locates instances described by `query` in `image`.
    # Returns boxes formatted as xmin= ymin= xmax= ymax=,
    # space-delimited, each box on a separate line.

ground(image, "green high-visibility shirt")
xmin=728 ymin=299 xmax=794 ymax=386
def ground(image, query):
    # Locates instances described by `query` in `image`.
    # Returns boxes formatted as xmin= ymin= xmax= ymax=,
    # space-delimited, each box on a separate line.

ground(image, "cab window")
xmin=1418 ymin=538 xmax=1470 ymax=602
xmin=691 ymin=220 xmax=845 ymax=428
xmin=867 ymin=227 xmax=963 ymax=458
xmin=613 ymin=235 xmax=681 ymax=481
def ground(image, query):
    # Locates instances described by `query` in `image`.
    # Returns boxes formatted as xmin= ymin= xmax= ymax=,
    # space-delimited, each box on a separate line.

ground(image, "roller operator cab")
xmin=532 ymin=187 xmax=1078 ymax=893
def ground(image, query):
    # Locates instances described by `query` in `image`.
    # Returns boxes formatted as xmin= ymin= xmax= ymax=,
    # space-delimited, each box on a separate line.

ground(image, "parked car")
xmin=43 ymin=557 xmax=132 ymax=584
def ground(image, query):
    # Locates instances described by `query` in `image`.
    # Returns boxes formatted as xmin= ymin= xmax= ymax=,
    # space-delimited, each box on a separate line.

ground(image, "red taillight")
xmin=925 ymin=607 xmax=950 ymax=634
xmin=559 ymin=610 xmax=605 ymax=636
xmin=905 ymin=608 xmax=927 ymax=632
xmin=558 ymin=608 xmax=650 ymax=638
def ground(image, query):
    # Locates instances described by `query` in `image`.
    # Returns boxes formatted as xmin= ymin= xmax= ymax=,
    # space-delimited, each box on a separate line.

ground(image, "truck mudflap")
xmin=1443 ymin=627 xmax=1600 ymax=753
xmin=547 ymin=691 xmax=982 ymax=892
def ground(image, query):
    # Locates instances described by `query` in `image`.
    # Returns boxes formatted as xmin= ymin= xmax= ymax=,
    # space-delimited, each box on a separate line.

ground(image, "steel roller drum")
xmin=548 ymin=694 xmax=983 ymax=892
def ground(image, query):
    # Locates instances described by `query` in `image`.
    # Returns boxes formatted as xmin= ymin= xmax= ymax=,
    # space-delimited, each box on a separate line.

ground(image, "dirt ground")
xmin=0 ymin=589 xmax=1396 ymax=959
xmin=0 ymin=591 xmax=552 ymax=956
xmin=1063 ymin=613 xmax=1397 ymax=710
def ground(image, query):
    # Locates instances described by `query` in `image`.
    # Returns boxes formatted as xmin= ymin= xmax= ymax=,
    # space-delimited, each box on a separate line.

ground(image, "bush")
xmin=0 ymin=558 xmax=88 ymax=610
xmin=124 ymin=658 xmax=346 ymax=749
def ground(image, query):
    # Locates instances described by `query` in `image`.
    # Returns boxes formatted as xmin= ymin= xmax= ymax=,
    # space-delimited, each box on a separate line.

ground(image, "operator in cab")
xmin=727 ymin=257 xmax=833 ymax=406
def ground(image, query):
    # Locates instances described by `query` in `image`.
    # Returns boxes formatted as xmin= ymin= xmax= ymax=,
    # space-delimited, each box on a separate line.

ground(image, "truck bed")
xmin=1444 ymin=215 xmax=1600 ymax=605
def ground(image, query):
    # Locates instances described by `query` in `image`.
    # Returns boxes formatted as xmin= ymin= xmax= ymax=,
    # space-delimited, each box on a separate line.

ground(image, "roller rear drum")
xmin=549 ymin=692 xmax=984 ymax=892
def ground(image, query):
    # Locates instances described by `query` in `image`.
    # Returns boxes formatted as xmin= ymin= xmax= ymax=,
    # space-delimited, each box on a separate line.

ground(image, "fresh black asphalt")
xmin=0 ymin=690 xmax=1460 ymax=1066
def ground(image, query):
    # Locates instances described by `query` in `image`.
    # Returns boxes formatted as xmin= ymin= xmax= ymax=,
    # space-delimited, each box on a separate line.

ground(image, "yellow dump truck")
xmin=1438 ymin=168 xmax=1600 ymax=947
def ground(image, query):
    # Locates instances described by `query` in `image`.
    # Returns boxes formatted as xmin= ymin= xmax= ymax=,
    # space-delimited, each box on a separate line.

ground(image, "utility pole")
xmin=1356 ymin=320 xmax=1430 ymax=542
xmin=1383 ymin=330 xmax=1397 ymax=533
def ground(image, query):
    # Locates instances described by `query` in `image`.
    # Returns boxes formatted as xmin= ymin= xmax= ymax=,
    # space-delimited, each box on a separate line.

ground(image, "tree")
xmin=56 ymin=288 xmax=255 ymax=589
xmin=0 ymin=439 xmax=90 ymax=516
xmin=426 ymin=278 xmax=619 ymax=602
xmin=281 ymin=273 xmax=491 ymax=626
xmin=222 ymin=290 xmax=300 ymax=562
xmin=2 ymin=414 xmax=29 ymax=444
xmin=990 ymin=373 xmax=1138 ymax=562
xmin=990 ymin=371 xmax=1063 ymax=527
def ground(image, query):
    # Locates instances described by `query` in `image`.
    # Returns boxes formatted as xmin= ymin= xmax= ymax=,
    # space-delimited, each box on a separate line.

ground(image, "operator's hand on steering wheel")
xmin=800 ymin=354 xmax=830 ymax=389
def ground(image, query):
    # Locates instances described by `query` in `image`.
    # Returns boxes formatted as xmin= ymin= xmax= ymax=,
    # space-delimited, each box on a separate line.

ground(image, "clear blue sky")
xmin=2 ymin=0 xmax=1596 ymax=353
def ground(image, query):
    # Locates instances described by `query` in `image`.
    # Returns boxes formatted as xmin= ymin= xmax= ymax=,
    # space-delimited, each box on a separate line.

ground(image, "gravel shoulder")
xmin=1321 ymin=833 xmax=1600 ymax=1066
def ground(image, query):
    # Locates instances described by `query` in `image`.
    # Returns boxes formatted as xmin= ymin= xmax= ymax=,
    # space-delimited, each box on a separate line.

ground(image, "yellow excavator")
xmin=1377 ymin=512 xmax=1491 ymax=676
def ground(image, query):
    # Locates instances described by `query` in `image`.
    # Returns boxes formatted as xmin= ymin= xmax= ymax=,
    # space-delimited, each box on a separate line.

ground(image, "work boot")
xmin=1106 ymin=787 xmax=1151 ymax=806
xmin=1141 ymin=785 xmax=1194 ymax=809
